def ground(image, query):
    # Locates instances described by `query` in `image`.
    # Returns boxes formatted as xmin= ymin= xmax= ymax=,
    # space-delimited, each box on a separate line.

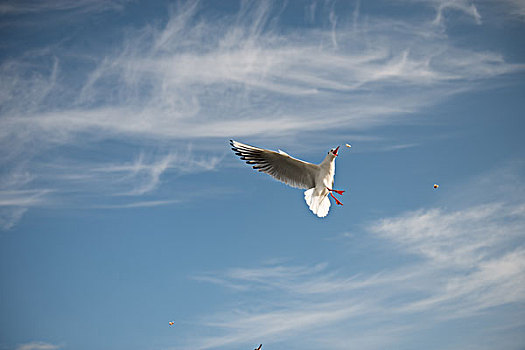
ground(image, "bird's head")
xmin=328 ymin=146 xmax=340 ymax=157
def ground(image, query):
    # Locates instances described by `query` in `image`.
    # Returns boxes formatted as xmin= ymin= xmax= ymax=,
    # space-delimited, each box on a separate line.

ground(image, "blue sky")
xmin=1 ymin=0 xmax=524 ymax=349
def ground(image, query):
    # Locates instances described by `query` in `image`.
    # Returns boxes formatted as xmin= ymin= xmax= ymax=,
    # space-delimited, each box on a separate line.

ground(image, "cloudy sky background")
xmin=1 ymin=0 xmax=524 ymax=349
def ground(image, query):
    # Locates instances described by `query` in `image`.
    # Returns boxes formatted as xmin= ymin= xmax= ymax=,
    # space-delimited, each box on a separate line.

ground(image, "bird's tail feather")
xmin=304 ymin=188 xmax=331 ymax=218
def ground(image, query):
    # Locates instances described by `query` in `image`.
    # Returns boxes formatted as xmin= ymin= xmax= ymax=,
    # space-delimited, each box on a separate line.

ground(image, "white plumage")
xmin=230 ymin=140 xmax=344 ymax=217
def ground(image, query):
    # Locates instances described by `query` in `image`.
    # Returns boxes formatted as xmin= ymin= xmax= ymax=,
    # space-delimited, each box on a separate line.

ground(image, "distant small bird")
xmin=254 ymin=345 xmax=262 ymax=350
xmin=168 ymin=321 xmax=175 ymax=326
xmin=345 ymin=143 xmax=351 ymax=148
xmin=433 ymin=184 xmax=439 ymax=189
xmin=230 ymin=140 xmax=345 ymax=217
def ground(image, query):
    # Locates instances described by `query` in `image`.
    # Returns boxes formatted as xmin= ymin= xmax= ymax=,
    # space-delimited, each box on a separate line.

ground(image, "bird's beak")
xmin=334 ymin=146 xmax=340 ymax=156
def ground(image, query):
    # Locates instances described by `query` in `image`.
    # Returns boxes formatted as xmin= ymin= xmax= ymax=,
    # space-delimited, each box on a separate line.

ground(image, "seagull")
xmin=230 ymin=140 xmax=345 ymax=217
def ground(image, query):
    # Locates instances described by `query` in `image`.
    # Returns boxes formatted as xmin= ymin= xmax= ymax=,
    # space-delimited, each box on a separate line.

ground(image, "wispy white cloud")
xmin=0 ymin=207 xmax=28 ymax=231
xmin=0 ymin=189 xmax=52 ymax=206
xmin=196 ymin=262 xmax=414 ymax=296
xmin=370 ymin=202 xmax=525 ymax=317
xmin=408 ymin=0 xmax=525 ymax=25
xmin=2 ymin=1 xmax=521 ymax=143
xmin=379 ymin=143 xmax=419 ymax=151
xmin=503 ymin=0 xmax=525 ymax=19
xmin=191 ymin=302 xmax=369 ymax=350
xmin=0 ymin=188 xmax=51 ymax=230
xmin=15 ymin=341 xmax=60 ymax=350
xmin=328 ymin=4 xmax=338 ymax=49
xmin=370 ymin=202 xmax=524 ymax=267
xmin=87 ymin=150 xmax=222 ymax=196
xmin=432 ymin=0 xmax=482 ymax=25
xmin=0 ymin=147 xmax=221 ymax=229
xmin=0 ymin=167 xmax=51 ymax=230
xmin=93 ymin=199 xmax=181 ymax=209
xmin=350 ymin=0 xmax=361 ymax=32
xmin=0 ymin=0 xmax=128 ymax=15
xmin=93 ymin=152 xmax=177 ymax=196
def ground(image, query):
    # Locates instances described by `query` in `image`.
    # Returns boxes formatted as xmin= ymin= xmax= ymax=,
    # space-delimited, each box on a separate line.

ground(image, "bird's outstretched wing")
xmin=230 ymin=140 xmax=319 ymax=189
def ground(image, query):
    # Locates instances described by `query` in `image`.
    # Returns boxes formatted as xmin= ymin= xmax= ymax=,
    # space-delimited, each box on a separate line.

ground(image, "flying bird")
xmin=230 ymin=140 xmax=345 ymax=217
xmin=168 ymin=321 xmax=175 ymax=326
xmin=254 ymin=345 xmax=262 ymax=350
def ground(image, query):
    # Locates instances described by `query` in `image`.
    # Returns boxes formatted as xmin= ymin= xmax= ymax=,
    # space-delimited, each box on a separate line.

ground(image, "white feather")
xmin=304 ymin=188 xmax=331 ymax=217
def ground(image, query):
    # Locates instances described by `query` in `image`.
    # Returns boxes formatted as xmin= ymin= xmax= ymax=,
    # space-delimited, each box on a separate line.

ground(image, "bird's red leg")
xmin=327 ymin=187 xmax=345 ymax=195
xmin=330 ymin=192 xmax=344 ymax=205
